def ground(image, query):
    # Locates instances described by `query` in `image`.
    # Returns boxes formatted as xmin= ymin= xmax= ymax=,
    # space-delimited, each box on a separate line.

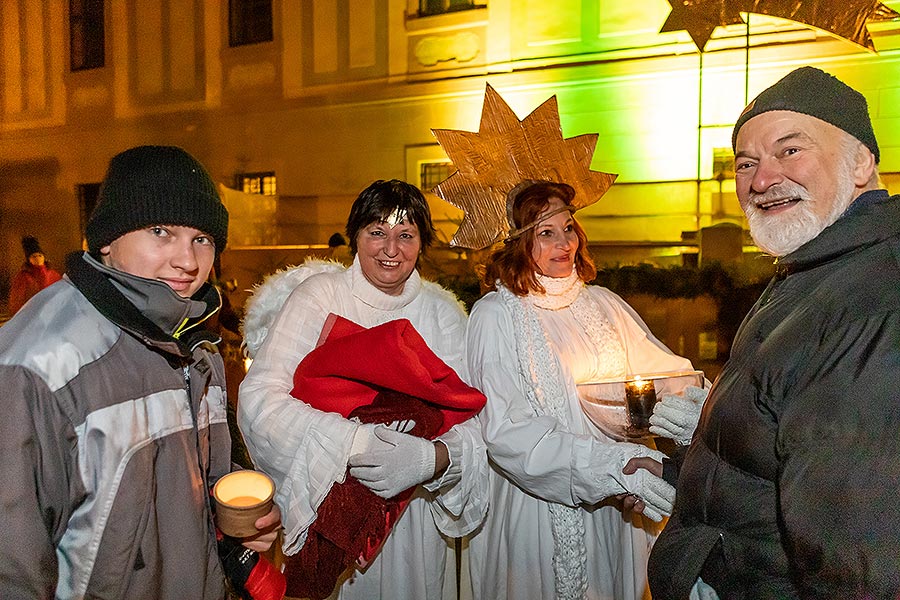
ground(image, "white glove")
xmin=649 ymin=385 xmax=709 ymax=446
xmin=617 ymin=449 xmax=676 ymax=522
xmin=348 ymin=426 xmax=436 ymax=499
xmin=349 ymin=420 xmax=414 ymax=457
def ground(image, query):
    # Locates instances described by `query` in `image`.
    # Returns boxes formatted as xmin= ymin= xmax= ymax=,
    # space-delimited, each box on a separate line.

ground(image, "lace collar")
xmin=527 ymin=268 xmax=583 ymax=310
xmin=350 ymin=254 xmax=421 ymax=311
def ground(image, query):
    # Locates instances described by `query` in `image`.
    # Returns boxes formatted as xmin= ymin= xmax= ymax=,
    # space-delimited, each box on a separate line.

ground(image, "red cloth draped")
xmin=282 ymin=314 xmax=485 ymax=599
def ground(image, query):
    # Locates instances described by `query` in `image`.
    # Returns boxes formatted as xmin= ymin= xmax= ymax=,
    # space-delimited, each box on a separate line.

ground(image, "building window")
xmin=418 ymin=0 xmax=484 ymax=17
xmin=229 ymin=0 xmax=273 ymax=47
xmin=237 ymin=172 xmax=277 ymax=195
xmin=76 ymin=183 xmax=102 ymax=236
xmin=70 ymin=0 xmax=105 ymax=71
xmin=419 ymin=161 xmax=454 ymax=192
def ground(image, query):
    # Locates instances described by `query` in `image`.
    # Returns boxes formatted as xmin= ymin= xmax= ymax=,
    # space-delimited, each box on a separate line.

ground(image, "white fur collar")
xmin=241 ymin=258 xmax=346 ymax=358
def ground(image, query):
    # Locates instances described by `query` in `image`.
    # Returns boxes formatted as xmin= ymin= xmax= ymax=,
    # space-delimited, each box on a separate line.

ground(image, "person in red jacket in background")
xmin=8 ymin=235 xmax=62 ymax=314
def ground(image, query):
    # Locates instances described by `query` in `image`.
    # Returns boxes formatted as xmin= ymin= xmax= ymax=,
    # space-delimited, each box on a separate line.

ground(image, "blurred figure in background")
xmin=8 ymin=235 xmax=62 ymax=314
xmin=327 ymin=231 xmax=353 ymax=266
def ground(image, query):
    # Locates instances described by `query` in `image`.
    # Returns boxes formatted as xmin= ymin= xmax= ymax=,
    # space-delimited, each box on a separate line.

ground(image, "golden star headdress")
xmin=431 ymin=84 xmax=617 ymax=250
xmin=660 ymin=0 xmax=898 ymax=52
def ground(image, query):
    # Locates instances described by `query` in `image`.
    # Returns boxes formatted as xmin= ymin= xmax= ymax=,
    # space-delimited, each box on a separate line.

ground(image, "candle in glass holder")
xmin=624 ymin=377 xmax=657 ymax=431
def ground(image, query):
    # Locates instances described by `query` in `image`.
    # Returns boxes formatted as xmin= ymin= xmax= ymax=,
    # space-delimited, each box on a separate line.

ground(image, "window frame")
xmin=418 ymin=0 xmax=484 ymax=18
xmin=419 ymin=161 xmax=454 ymax=193
xmin=236 ymin=171 xmax=277 ymax=196
xmin=228 ymin=0 xmax=274 ymax=47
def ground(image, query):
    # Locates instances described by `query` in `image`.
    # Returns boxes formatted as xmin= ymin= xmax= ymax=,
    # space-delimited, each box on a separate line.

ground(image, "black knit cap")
xmin=86 ymin=145 xmax=229 ymax=254
xmin=732 ymin=66 xmax=879 ymax=163
xmin=22 ymin=235 xmax=42 ymax=258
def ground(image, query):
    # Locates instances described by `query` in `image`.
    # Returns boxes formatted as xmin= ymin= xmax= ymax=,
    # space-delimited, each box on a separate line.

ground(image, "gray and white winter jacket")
xmin=0 ymin=252 xmax=231 ymax=600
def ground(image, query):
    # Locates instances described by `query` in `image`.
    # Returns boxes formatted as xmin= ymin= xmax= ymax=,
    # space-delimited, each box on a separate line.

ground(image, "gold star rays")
xmin=431 ymin=84 xmax=616 ymax=250
xmin=661 ymin=0 xmax=899 ymax=52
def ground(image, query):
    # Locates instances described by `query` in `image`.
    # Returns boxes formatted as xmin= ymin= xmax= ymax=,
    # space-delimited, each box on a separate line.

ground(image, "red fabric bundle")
xmin=282 ymin=314 xmax=485 ymax=599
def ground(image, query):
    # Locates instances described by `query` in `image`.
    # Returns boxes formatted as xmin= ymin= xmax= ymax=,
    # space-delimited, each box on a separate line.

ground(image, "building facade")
xmin=1 ymin=0 xmax=899 ymax=311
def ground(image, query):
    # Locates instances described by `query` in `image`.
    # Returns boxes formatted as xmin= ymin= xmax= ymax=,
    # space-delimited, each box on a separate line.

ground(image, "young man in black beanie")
xmin=646 ymin=67 xmax=900 ymax=598
xmin=0 ymin=145 xmax=283 ymax=599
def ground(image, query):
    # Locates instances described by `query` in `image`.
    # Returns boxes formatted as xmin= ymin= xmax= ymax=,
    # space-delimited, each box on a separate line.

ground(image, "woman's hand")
xmin=649 ymin=385 xmax=709 ymax=446
xmin=240 ymin=504 xmax=282 ymax=552
xmin=349 ymin=426 xmax=437 ymax=498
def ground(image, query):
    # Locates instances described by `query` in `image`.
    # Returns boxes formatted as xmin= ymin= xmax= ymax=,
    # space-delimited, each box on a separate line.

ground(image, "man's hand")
xmin=619 ymin=455 xmax=673 ymax=522
xmin=241 ymin=503 xmax=281 ymax=552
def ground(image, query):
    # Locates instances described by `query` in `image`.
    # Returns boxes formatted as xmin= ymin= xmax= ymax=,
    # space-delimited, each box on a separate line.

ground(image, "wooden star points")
xmin=431 ymin=84 xmax=616 ymax=250
xmin=661 ymin=0 xmax=899 ymax=52
xmin=660 ymin=0 xmax=745 ymax=50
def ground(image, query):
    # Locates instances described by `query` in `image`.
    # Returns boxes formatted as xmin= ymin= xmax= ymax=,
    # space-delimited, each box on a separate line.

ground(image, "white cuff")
xmin=349 ymin=423 xmax=374 ymax=456
xmin=423 ymin=429 xmax=462 ymax=492
xmin=572 ymin=439 xmax=663 ymax=505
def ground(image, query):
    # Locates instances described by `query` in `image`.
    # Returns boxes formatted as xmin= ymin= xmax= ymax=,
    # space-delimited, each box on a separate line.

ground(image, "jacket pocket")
xmin=85 ymin=444 xmax=159 ymax=600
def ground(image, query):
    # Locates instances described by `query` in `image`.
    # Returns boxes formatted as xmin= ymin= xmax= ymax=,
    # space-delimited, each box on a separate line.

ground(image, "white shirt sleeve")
xmin=426 ymin=416 xmax=490 ymax=537
xmin=237 ymin=279 xmax=358 ymax=555
xmin=416 ymin=290 xmax=490 ymax=537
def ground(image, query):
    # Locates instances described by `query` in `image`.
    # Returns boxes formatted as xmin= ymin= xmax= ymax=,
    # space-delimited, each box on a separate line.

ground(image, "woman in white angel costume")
xmin=465 ymin=181 xmax=708 ymax=600
xmin=238 ymin=179 xmax=487 ymax=600
xmin=431 ymin=84 xmax=708 ymax=600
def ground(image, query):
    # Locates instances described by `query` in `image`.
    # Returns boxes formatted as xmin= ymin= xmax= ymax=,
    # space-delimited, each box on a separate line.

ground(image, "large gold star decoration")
xmin=661 ymin=0 xmax=899 ymax=52
xmin=661 ymin=0 xmax=746 ymax=50
xmin=431 ymin=84 xmax=616 ymax=250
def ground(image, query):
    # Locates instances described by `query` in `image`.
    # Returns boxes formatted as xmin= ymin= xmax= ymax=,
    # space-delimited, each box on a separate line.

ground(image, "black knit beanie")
xmin=86 ymin=145 xmax=229 ymax=254
xmin=732 ymin=66 xmax=879 ymax=163
xmin=22 ymin=235 xmax=42 ymax=258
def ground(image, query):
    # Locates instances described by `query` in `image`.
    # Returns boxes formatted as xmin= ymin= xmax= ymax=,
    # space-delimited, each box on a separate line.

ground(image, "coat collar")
xmin=66 ymin=252 xmax=221 ymax=359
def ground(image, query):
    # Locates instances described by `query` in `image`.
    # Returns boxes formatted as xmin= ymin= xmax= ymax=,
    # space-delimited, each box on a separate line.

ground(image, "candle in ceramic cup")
xmin=213 ymin=470 xmax=275 ymax=538
xmin=624 ymin=377 xmax=657 ymax=431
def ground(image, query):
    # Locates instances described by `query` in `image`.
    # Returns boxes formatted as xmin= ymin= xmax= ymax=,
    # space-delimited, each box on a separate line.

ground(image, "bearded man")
xmin=647 ymin=67 xmax=900 ymax=599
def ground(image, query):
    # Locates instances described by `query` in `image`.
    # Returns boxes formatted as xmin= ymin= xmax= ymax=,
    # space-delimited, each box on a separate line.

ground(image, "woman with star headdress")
xmin=433 ymin=85 xmax=705 ymax=600
xmin=466 ymin=180 xmax=703 ymax=600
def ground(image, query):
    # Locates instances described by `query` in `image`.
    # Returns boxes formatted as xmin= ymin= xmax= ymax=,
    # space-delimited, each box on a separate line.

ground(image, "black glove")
xmin=217 ymin=534 xmax=286 ymax=600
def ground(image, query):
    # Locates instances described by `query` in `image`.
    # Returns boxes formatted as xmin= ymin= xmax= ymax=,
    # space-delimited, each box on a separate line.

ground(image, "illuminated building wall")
xmin=0 ymin=0 xmax=898 ymax=297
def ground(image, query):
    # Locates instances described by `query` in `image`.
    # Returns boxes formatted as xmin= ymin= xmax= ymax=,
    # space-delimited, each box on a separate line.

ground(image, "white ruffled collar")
xmin=350 ymin=254 xmax=421 ymax=310
xmin=527 ymin=268 xmax=583 ymax=310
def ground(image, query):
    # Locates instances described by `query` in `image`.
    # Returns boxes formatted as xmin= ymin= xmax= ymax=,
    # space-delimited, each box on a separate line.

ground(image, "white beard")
xmin=745 ymin=159 xmax=858 ymax=257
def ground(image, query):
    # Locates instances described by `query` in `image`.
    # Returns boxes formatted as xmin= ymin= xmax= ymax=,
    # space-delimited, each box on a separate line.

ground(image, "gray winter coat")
xmin=0 ymin=252 xmax=231 ymax=600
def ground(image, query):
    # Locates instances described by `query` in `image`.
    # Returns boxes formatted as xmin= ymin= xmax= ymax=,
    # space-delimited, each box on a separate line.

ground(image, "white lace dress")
xmin=466 ymin=272 xmax=693 ymax=600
